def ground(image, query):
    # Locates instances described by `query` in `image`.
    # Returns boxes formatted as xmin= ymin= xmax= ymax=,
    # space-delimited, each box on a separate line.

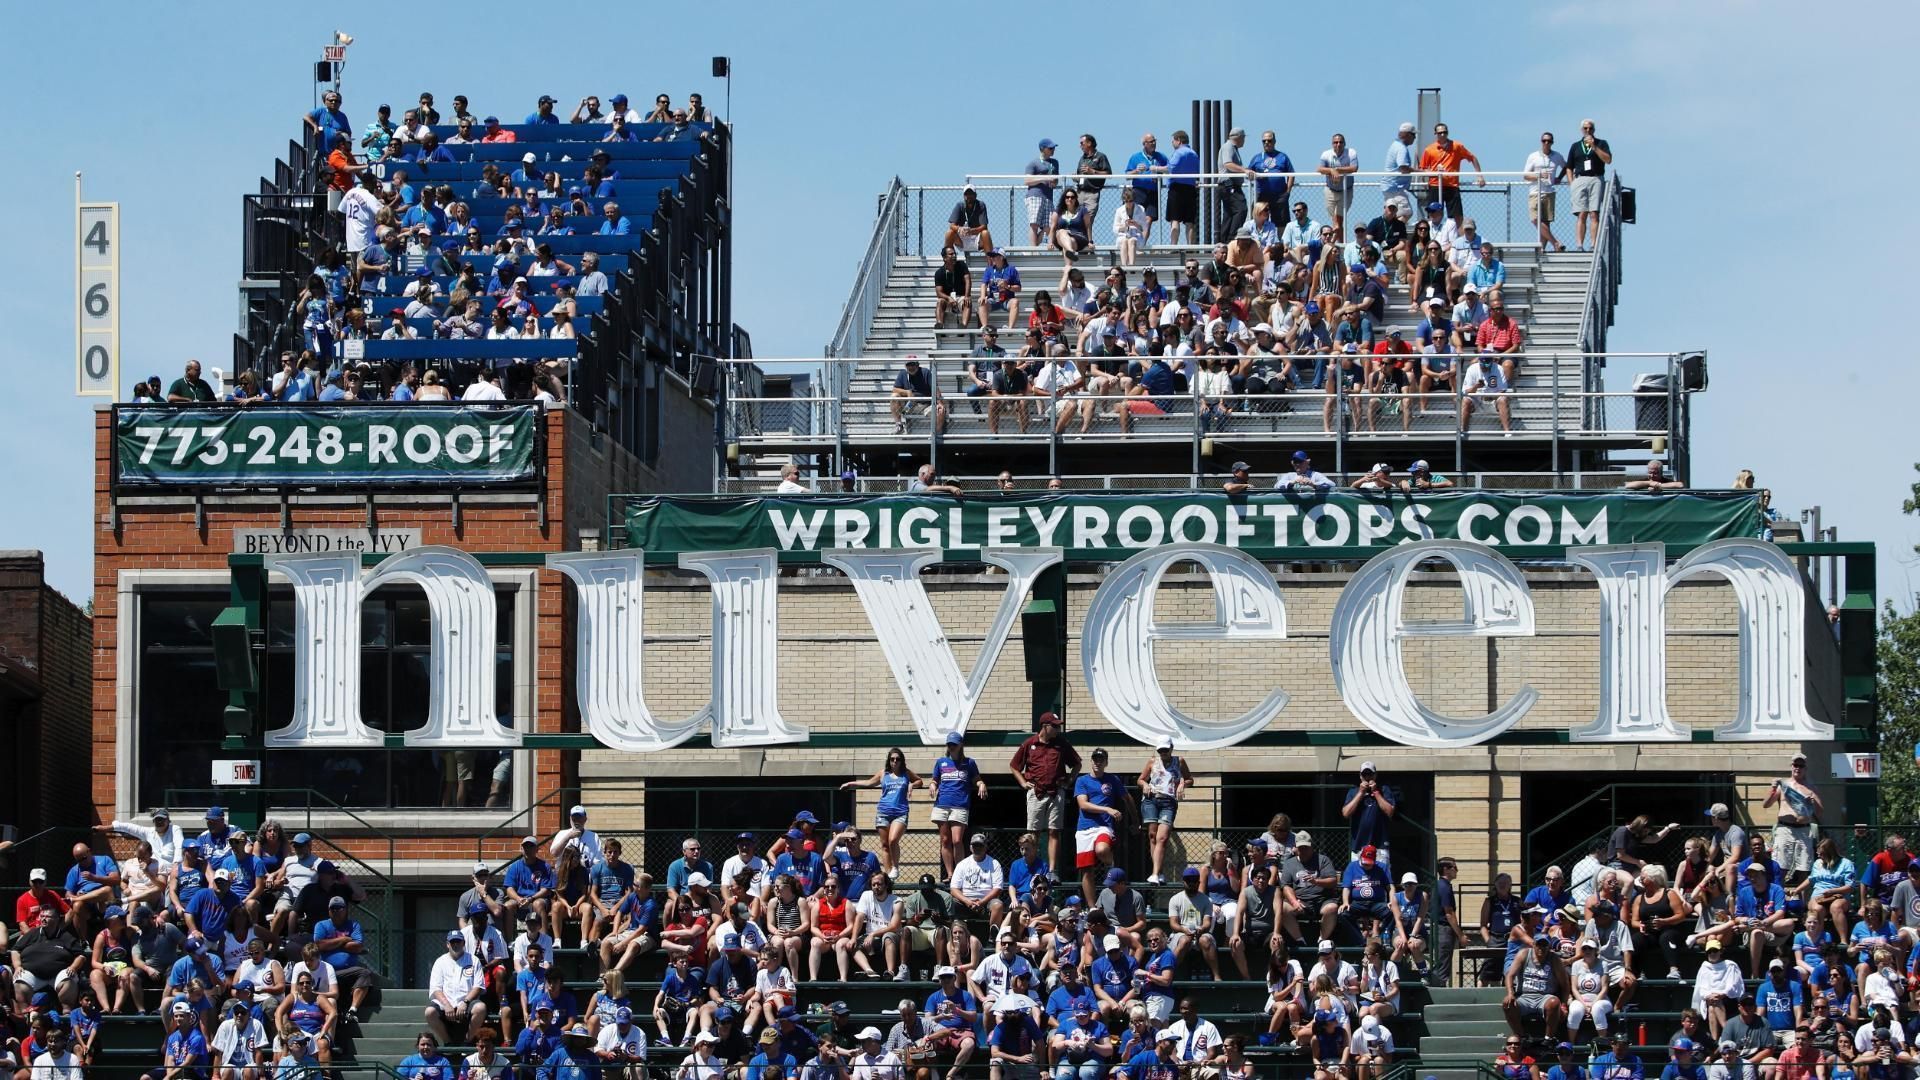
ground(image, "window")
xmin=136 ymin=585 xmax=519 ymax=812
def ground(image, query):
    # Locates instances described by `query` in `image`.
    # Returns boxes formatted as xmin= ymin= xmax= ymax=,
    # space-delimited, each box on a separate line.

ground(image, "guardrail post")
xmin=1551 ymin=353 xmax=1564 ymax=487
xmin=1333 ymin=373 xmax=1347 ymax=480
xmin=928 ymin=357 xmax=941 ymax=476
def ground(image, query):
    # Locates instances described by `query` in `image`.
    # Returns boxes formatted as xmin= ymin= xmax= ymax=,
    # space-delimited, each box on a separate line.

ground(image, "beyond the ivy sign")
xmin=256 ymin=500 xmax=1830 ymax=753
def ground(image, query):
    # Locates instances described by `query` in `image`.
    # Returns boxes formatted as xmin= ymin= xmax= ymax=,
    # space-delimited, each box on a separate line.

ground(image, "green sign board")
xmin=625 ymin=491 xmax=1760 ymax=561
xmin=115 ymin=405 xmax=540 ymax=487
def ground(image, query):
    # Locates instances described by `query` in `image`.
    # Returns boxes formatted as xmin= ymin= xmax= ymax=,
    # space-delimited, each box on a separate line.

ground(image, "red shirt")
xmin=15 ymin=888 xmax=69 ymax=925
xmin=1011 ymin=735 xmax=1083 ymax=794
xmin=1478 ymin=316 xmax=1523 ymax=352
xmin=326 ymin=149 xmax=356 ymax=192
xmin=1776 ymin=1044 xmax=1824 ymax=1080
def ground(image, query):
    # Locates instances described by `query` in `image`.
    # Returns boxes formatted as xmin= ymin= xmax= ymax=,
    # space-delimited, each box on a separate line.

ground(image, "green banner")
xmin=115 ymin=405 xmax=540 ymax=486
xmin=625 ymin=491 xmax=1761 ymax=561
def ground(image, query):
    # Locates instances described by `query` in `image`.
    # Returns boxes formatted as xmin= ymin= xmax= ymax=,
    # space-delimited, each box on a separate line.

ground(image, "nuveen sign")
xmin=261 ymin=495 xmax=1828 ymax=753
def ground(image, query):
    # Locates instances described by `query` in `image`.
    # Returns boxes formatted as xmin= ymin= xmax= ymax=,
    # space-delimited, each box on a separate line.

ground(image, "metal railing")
xmin=908 ymin=171 xmax=1574 ymax=256
xmin=721 ymin=468 xmax=1637 ymax=495
xmin=826 ymin=178 xmax=910 ymax=459
xmin=721 ymin=351 xmax=1695 ymax=486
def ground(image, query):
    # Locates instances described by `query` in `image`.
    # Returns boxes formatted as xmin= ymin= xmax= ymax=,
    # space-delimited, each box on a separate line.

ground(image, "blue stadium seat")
xmin=357 ymin=338 xmax=577 ymax=362
xmin=423 ymin=122 xmax=711 ymax=143
xmin=382 ymin=160 xmax=692 ymax=184
xmin=453 ymin=253 xmax=629 ymax=273
xmin=361 ymin=294 xmax=603 ymax=317
xmin=449 ymin=141 xmax=707 ymax=163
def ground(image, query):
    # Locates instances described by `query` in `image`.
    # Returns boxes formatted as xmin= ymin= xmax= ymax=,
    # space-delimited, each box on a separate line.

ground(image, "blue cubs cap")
xmin=611 ymin=94 xmax=628 ymax=105
xmin=1039 ymin=138 xmax=1058 ymax=150
xmin=723 ymin=934 xmax=743 ymax=950
xmin=1292 ymin=450 xmax=1311 ymax=463
xmin=786 ymin=828 xmax=804 ymax=842
xmin=794 ymin=811 xmax=819 ymax=824
xmin=105 ymin=905 xmax=126 ymax=919
xmin=205 ymin=806 xmax=226 ymax=818
xmin=292 ymin=833 xmax=312 ymax=845
xmin=1105 ymin=867 xmax=1127 ymax=886
xmin=617 ymin=1006 xmax=635 ymax=1022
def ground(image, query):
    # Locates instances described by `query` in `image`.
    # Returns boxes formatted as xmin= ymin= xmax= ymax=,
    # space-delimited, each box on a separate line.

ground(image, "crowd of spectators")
xmin=1 ymin=807 xmax=382 ymax=1077
xmin=1474 ymin=757 xmax=1920 ymax=1080
xmin=915 ymin=119 xmax=1618 ymax=438
xmin=131 ymin=90 xmax=718 ymax=407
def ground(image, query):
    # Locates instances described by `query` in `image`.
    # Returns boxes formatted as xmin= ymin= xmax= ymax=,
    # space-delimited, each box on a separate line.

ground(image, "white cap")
xmin=1156 ymin=1029 xmax=1178 ymax=1043
xmin=1317 ymin=939 xmax=1334 ymax=952
xmin=687 ymin=872 xmax=710 ymax=887
xmin=1293 ymin=831 xmax=1313 ymax=848
xmin=693 ymin=1032 xmax=719 ymax=1044
xmin=858 ymin=1027 xmax=883 ymax=1041
xmin=1768 ymin=958 xmax=1785 ymax=970
xmin=1401 ymin=872 xmax=1419 ymax=884
xmin=1361 ymin=1015 xmax=1381 ymax=1031
xmin=27 ymin=868 xmax=46 ymax=882
xmin=522 ymin=152 xmax=536 ymax=164
xmin=934 ymin=965 xmax=957 ymax=977
xmin=1398 ymin=122 xmax=1416 ymax=135
xmin=569 ymin=804 xmax=587 ymax=817
xmin=1102 ymin=934 xmax=1122 ymax=952
xmin=1359 ymin=760 xmax=1377 ymax=773
xmin=212 ymin=868 xmax=232 ymax=881
xmin=1461 ymin=282 xmax=1480 ymax=294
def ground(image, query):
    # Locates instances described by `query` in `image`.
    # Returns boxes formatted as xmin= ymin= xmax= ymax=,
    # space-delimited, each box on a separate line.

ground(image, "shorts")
xmin=1517 ymin=993 xmax=1549 ymax=1017
xmin=1140 ymin=797 xmax=1178 ymax=827
xmin=1080 ymin=190 xmax=1102 ymax=219
xmin=1026 ymin=193 xmax=1053 ymax=226
xmin=1166 ymin=184 xmax=1199 ymax=225
xmin=1600 ymin=961 xmax=1628 ymax=986
xmin=905 ymin=924 xmax=938 ymax=952
xmin=1144 ymin=996 xmax=1175 ymax=1024
xmin=930 ymin=806 xmax=970 ymax=826
xmin=14 ymin=969 xmax=74 ymax=993
xmin=453 ymin=749 xmax=479 ymax=782
xmin=491 ymin=754 xmax=512 ymax=784
xmin=274 ymin=894 xmax=297 ymax=915
xmin=1570 ymin=176 xmax=1602 ymax=213
xmin=875 ymin=811 xmax=908 ymax=830
xmin=606 ymin=928 xmax=654 ymax=950
xmin=1075 ymin=825 xmax=1114 ymax=869
xmin=1528 ymin=191 xmax=1556 ymax=225
xmin=1026 ymin=788 xmax=1068 ymax=832
xmin=1323 ymin=187 xmax=1354 ymax=220
xmin=1133 ymin=189 xmax=1159 ymax=220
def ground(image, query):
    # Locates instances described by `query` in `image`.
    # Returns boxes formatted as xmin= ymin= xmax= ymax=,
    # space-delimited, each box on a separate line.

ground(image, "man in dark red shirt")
xmin=1009 ymin=713 xmax=1083 ymax=876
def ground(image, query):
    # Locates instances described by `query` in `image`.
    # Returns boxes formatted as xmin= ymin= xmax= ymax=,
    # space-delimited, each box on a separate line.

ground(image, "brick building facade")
xmin=0 ymin=550 xmax=93 ymax=844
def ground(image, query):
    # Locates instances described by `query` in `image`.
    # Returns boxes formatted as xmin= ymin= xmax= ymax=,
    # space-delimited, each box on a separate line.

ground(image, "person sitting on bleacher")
xmin=599 ymin=201 xmax=632 ymax=236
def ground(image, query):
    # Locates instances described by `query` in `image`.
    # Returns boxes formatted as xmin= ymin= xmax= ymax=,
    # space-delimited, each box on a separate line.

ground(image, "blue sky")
xmin=2 ymin=1 xmax=1916 ymax=606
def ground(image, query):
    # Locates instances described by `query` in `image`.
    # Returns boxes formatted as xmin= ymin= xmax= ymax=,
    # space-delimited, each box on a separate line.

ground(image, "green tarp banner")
xmin=625 ymin=491 xmax=1762 ymax=561
xmin=115 ymin=405 xmax=540 ymax=486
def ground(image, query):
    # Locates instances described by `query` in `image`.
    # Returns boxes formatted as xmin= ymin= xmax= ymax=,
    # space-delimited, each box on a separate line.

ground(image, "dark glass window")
xmin=137 ymin=585 xmax=518 ymax=812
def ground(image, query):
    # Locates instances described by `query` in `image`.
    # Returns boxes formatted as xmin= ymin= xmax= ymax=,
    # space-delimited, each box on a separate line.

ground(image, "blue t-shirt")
xmin=877 ymin=772 xmax=912 ymax=818
xmin=1139 ymin=948 xmax=1176 ymax=1003
xmin=747 ymin=1053 xmax=798 ymax=1080
xmin=1525 ymin=886 xmax=1571 ymax=913
xmin=1054 ymin=1017 xmax=1106 ymax=1061
xmin=982 ymin=265 xmax=1020 ymax=306
xmin=516 ymin=969 xmax=554 ymax=1013
xmin=828 ymin=849 xmax=882 ymax=901
xmin=311 ymin=917 xmax=363 ymax=969
xmin=1025 ymin=157 xmax=1059 ymax=199
xmin=1660 ymin=1065 xmax=1706 ymax=1080
xmin=931 ymin=755 xmax=981 ymax=810
xmin=1249 ymin=149 xmax=1294 ymax=202
xmin=1074 ymin=773 xmax=1126 ymax=830
xmin=524 ymin=112 xmax=559 ymax=126
xmin=1736 ymin=882 xmax=1786 ymax=919
xmin=991 ymin=1013 xmax=1042 ymax=1056
xmin=659 ymin=967 xmax=704 ymax=1004
xmin=1166 ymin=144 xmax=1200 ymax=185
xmin=66 ymin=855 xmax=120 ymax=899
xmin=1549 ymin=1065 xmax=1589 ymax=1080
xmin=396 ymin=1053 xmax=454 ymax=1080
xmin=618 ymin=894 xmax=658 ymax=933
xmin=538 ymin=1046 xmax=593 ymax=1080
xmin=503 ymin=856 xmax=555 ymax=898
xmin=1047 ymin=983 xmax=1097 ymax=1024
xmin=514 ymin=1024 xmax=561 ymax=1066
xmin=707 ymin=955 xmax=756 ymax=1000
xmin=589 ymin=860 xmax=634 ymax=906
xmin=1344 ymin=785 xmax=1398 ymax=849
xmin=770 ymin=851 xmax=824 ymax=895
xmin=1759 ymin=976 xmax=1804 ymax=1030
xmin=185 ymin=887 xmax=241 ymax=940
xmin=1126 ymin=151 xmax=1168 ymax=197
xmin=1010 ymin=857 xmax=1050 ymax=900
xmin=1126 ymin=1050 xmax=1180 ymax=1080
xmin=1344 ymin=857 xmax=1390 ymax=899
xmin=165 ymin=1028 xmax=211 ymax=1079
xmin=1091 ymin=954 xmax=1136 ymax=1002
xmin=664 ymin=857 xmax=714 ymax=894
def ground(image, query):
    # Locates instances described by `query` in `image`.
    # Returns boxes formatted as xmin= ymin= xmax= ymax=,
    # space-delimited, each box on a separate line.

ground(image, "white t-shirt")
xmin=429 ymin=951 xmax=481 ymax=1008
xmin=1462 ymin=362 xmax=1508 ymax=397
xmin=235 ymin=956 xmax=283 ymax=1000
xmin=462 ymin=380 xmax=507 ymax=402
xmin=1524 ymin=150 xmax=1567 ymax=195
xmin=596 ymin=1022 xmax=649 ymax=1059
xmin=852 ymin=1050 xmax=904 ymax=1080
xmin=512 ymin=930 xmax=554 ymax=971
xmin=1165 ymin=1018 xmax=1222 ymax=1062
xmin=340 ymin=187 xmax=383 ymax=254
xmin=950 ymin=856 xmax=1005 ymax=902
xmin=1349 ymin=1026 xmax=1396 ymax=1059
xmin=290 ymin=960 xmax=335 ymax=994
xmin=1319 ymin=148 xmax=1359 ymax=194
xmin=720 ymin=855 xmax=770 ymax=898
xmin=30 ymin=1051 xmax=84 ymax=1080
xmin=775 ymin=480 xmax=807 ymax=494
xmin=856 ymin=892 xmax=899 ymax=933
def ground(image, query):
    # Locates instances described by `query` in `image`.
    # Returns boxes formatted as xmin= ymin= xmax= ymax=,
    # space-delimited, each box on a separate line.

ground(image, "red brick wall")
xmin=0 ymin=551 xmax=93 ymax=835
xmin=91 ymin=409 xmax=582 ymax=866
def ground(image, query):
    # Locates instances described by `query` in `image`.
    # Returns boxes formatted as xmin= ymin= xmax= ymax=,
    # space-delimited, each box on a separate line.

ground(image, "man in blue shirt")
xmin=598 ymin=201 xmax=631 ymax=236
xmin=183 ymin=869 xmax=242 ymax=942
xmin=978 ymin=250 xmax=1022 ymax=332
xmin=1546 ymin=1041 xmax=1587 ymax=1080
xmin=313 ymin=896 xmax=376 ymax=1021
xmin=1125 ymin=1028 xmax=1180 ymax=1080
xmin=1025 ymin=138 xmax=1060 ymax=246
xmin=305 ymin=91 xmax=350 ymax=147
xmin=1125 ymin=135 xmax=1169 ymax=240
xmin=1758 ymin=959 xmax=1804 ymax=1031
xmin=746 ymin=1028 xmax=797 ymax=1080
xmin=989 ymin=1002 xmax=1043 ymax=1076
xmin=772 ymin=1006 xmax=819 ymax=1063
xmin=407 ymin=131 xmax=455 ymax=166
xmin=1046 ymin=965 xmax=1097 ymax=1025
xmin=64 ymin=842 xmax=120 ymax=933
xmin=771 ymin=832 xmax=825 ymax=895
xmin=1525 ymin=866 xmax=1573 ymax=915
xmin=1736 ymin=863 xmax=1795 ymax=974
xmin=1590 ymin=1032 xmax=1643 ymax=1080
xmin=828 ymin=834 xmax=882 ymax=901
xmin=1341 ymin=761 xmax=1398 ymax=870
xmin=504 ymin=836 xmax=557 ymax=925
xmin=1008 ymin=834 xmax=1049 ymax=903
xmin=1163 ymin=130 xmax=1201 ymax=246
xmin=515 ymin=1004 xmax=562 ymax=1065
xmin=1248 ymin=131 xmax=1294 ymax=216
xmin=197 ymin=806 xmax=234 ymax=858
xmin=525 ymin=95 xmax=560 ymax=125
xmin=1072 ymin=749 xmax=1128 ymax=905
xmin=1340 ymin=847 xmax=1394 ymax=935
xmin=1090 ymin=935 xmax=1138 ymax=1026
xmin=664 ymin=837 xmax=714 ymax=908
xmin=160 ymin=1001 xmax=211 ymax=1080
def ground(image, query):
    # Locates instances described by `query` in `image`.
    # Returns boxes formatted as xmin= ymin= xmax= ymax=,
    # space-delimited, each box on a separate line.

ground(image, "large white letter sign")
xmin=265 ymin=546 xmax=517 ymax=748
xmin=263 ymin=555 xmax=385 ymax=748
xmin=1329 ymin=540 xmax=1539 ymax=749
xmin=676 ymin=549 xmax=808 ymax=748
xmin=363 ymin=547 xmax=518 ymax=747
xmin=1667 ymin=539 xmax=1831 ymax=741
xmin=1567 ymin=546 xmax=1686 ymax=742
xmin=547 ymin=551 xmax=710 ymax=753
xmin=1081 ymin=543 xmax=1289 ymax=750
xmin=824 ymin=548 xmax=1062 ymax=745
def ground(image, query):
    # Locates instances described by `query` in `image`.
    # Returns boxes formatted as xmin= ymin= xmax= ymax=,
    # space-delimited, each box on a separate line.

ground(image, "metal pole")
xmin=928 ymin=356 xmax=940 ymax=476
xmin=1551 ymin=353 xmax=1563 ymax=487
xmin=1334 ymin=373 xmax=1347 ymax=480
xmin=1454 ymin=379 xmax=1466 ymax=477
xmin=1824 ymin=528 xmax=1840 ymax=608
xmin=1190 ymin=379 xmax=1203 ymax=487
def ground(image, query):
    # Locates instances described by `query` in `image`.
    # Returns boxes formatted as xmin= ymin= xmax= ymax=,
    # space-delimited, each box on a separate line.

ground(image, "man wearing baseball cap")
xmin=950 ymin=833 xmax=1008 ymax=942
xmin=314 ymin=893 xmax=378 ymax=1022
xmin=426 ymin=929 xmax=488 ymax=1043
xmin=1342 ymin=761 xmax=1397 ymax=873
xmin=1010 ymin=711 xmax=1083 ymax=877
xmin=161 ymin=999 xmax=210 ymax=1077
xmin=109 ymin=807 xmax=185 ymax=866
xmin=1072 ymin=749 xmax=1130 ymax=907
xmin=1221 ymin=461 xmax=1254 ymax=496
xmin=1026 ymin=138 xmax=1061 ymax=246
xmin=504 ymin=835 xmax=558 ymax=928
xmin=548 ymin=804 xmax=604 ymax=868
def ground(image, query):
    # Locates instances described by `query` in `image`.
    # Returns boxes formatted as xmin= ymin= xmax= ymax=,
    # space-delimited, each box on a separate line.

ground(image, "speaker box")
xmin=1618 ymin=187 xmax=1636 ymax=224
xmin=315 ymin=62 xmax=335 ymax=83
xmin=1681 ymin=353 xmax=1708 ymax=391
xmin=1021 ymin=601 xmax=1062 ymax=681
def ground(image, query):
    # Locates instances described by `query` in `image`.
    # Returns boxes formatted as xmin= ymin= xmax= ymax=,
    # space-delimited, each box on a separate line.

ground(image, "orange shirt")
xmin=1419 ymin=142 xmax=1478 ymax=189
xmin=327 ymin=149 xmax=356 ymax=192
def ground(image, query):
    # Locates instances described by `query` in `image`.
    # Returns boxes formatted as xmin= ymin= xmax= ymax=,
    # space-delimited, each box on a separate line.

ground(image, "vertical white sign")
xmin=77 ymin=197 xmax=119 ymax=397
